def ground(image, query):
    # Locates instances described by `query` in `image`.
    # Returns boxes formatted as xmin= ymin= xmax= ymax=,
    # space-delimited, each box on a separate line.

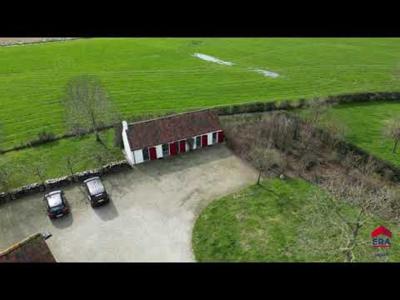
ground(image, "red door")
xmin=179 ymin=140 xmax=186 ymax=153
xmin=169 ymin=142 xmax=178 ymax=156
xmin=218 ymin=131 xmax=224 ymax=143
xmin=201 ymin=135 xmax=208 ymax=147
xmin=149 ymin=147 xmax=157 ymax=160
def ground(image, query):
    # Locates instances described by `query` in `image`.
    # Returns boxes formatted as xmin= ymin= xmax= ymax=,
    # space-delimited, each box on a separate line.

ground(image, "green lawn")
xmin=317 ymin=101 xmax=400 ymax=167
xmin=0 ymin=130 xmax=123 ymax=192
xmin=1 ymin=38 xmax=400 ymax=149
xmin=192 ymin=178 xmax=400 ymax=262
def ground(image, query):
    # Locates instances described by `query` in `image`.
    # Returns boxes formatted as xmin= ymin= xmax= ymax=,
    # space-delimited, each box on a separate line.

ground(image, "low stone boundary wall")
xmin=0 ymin=160 xmax=131 ymax=205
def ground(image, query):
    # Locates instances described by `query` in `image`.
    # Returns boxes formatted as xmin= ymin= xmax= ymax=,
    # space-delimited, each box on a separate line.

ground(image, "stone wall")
xmin=0 ymin=160 xmax=131 ymax=205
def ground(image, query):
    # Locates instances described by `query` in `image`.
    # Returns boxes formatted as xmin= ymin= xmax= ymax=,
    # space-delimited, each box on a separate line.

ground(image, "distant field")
xmin=0 ymin=38 xmax=68 ymax=46
xmin=192 ymin=178 xmax=400 ymax=262
xmin=1 ymin=38 xmax=400 ymax=149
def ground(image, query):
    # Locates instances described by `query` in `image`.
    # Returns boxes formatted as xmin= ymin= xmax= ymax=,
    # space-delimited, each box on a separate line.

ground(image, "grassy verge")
xmin=192 ymin=178 xmax=400 ymax=262
xmin=0 ymin=130 xmax=123 ymax=192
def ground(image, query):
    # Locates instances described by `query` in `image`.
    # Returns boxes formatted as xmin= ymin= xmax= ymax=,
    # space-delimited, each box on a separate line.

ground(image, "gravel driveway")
xmin=0 ymin=145 xmax=257 ymax=262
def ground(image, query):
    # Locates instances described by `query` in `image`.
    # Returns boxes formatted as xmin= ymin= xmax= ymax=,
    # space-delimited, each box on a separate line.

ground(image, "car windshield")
xmin=46 ymin=193 xmax=63 ymax=207
xmin=86 ymin=178 xmax=105 ymax=196
xmin=49 ymin=205 xmax=63 ymax=212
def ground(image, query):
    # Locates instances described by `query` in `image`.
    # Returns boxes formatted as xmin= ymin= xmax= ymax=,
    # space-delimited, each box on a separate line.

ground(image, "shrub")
xmin=37 ymin=130 xmax=56 ymax=143
xmin=26 ymin=130 xmax=57 ymax=147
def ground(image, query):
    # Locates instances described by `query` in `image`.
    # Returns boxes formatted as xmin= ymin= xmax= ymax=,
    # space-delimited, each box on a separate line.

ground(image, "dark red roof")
xmin=0 ymin=233 xmax=56 ymax=263
xmin=371 ymin=226 xmax=392 ymax=238
xmin=126 ymin=110 xmax=222 ymax=151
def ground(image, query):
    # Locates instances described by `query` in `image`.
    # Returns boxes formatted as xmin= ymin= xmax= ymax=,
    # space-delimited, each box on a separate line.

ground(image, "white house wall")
xmin=185 ymin=140 xmax=190 ymax=152
xmin=193 ymin=136 xmax=198 ymax=150
xmin=124 ymin=128 xmax=224 ymax=166
xmin=156 ymin=145 xmax=163 ymax=158
xmin=133 ymin=149 xmax=144 ymax=164
xmin=207 ymin=132 xmax=213 ymax=145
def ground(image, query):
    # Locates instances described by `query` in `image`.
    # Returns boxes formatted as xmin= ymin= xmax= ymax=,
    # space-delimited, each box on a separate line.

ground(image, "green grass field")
xmin=192 ymin=178 xmax=400 ymax=262
xmin=2 ymin=38 xmax=400 ymax=191
xmin=1 ymin=38 xmax=400 ymax=149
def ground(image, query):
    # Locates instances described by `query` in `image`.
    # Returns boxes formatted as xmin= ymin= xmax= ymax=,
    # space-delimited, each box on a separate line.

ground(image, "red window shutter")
xmin=179 ymin=140 xmax=186 ymax=153
xmin=201 ymin=135 xmax=208 ymax=147
xmin=218 ymin=131 xmax=224 ymax=143
xmin=149 ymin=147 xmax=157 ymax=160
xmin=170 ymin=142 xmax=178 ymax=156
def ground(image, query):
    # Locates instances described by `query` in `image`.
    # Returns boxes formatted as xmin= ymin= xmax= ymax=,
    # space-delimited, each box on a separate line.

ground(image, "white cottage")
xmin=121 ymin=110 xmax=224 ymax=166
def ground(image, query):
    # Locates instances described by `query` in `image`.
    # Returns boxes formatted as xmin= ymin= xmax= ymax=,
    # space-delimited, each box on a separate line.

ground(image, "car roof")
xmin=84 ymin=177 xmax=105 ymax=195
xmin=45 ymin=191 xmax=63 ymax=207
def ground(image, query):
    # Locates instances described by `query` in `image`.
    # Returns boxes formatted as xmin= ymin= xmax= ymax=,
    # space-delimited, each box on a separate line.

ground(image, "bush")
xmin=27 ymin=130 xmax=56 ymax=147
xmin=37 ymin=130 xmax=56 ymax=143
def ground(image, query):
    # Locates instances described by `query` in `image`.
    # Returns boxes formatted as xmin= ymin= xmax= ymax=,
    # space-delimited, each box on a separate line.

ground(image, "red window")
xmin=179 ymin=140 xmax=186 ymax=153
xmin=201 ymin=135 xmax=208 ymax=147
xmin=149 ymin=147 xmax=157 ymax=160
xmin=169 ymin=142 xmax=178 ymax=156
xmin=218 ymin=131 xmax=224 ymax=143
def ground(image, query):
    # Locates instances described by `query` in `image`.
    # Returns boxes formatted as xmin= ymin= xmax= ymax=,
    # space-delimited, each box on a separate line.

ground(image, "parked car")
xmin=44 ymin=191 xmax=69 ymax=219
xmin=83 ymin=177 xmax=110 ymax=208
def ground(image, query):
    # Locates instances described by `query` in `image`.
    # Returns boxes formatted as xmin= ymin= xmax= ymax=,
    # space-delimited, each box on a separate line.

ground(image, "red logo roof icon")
xmin=371 ymin=226 xmax=392 ymax=238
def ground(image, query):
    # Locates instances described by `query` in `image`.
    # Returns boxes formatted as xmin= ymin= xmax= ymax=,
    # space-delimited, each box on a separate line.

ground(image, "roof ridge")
xmin=127 ymin=108 xmax=214 ymax=127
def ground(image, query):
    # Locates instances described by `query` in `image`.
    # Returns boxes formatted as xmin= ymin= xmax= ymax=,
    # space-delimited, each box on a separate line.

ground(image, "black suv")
xmin=44 ymin=191 xmax=70 ymax=219
xmin=83 ymin=177 xmax=110 ymax=208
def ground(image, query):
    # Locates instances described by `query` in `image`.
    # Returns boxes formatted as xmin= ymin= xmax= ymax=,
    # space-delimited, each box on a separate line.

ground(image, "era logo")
xmin=371 ymin=226 xmax=392 ymax=248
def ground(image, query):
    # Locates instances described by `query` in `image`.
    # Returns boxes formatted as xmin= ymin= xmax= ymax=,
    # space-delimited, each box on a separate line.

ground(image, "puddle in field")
xmin=192 ymin=53 xmax=280 ymax=78
xmin=252 ymin=68 xmax=279 ymax=78
xmin=193 ymin=53 xmax=234 ymax=66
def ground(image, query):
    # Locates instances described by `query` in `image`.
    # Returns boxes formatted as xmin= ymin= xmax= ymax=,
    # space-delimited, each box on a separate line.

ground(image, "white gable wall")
xmin=122 ymin=121 xmax=135 ymax=166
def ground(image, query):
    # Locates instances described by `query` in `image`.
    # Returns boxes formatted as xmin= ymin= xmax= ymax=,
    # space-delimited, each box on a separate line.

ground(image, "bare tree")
xmin=63 ymin=75 xmax=118 ymax=143
xmin=383 ymin=117 xmax=400 ymax=153
xmin=248 ymin=147 xmax=284 ymax=185
xmin=305 ymin=101 xmax=331 ymax=125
